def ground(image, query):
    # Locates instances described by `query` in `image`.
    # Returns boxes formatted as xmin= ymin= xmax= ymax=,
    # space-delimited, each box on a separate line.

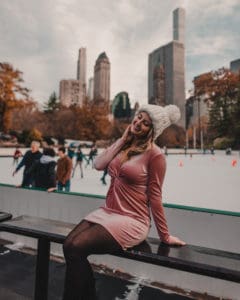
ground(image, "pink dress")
xmin=84 ymin=138 xmax=170 ymax=249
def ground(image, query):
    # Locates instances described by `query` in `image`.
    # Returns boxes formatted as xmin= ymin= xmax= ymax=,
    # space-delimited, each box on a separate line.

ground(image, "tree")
xmin=0 ymin=63 xmax=33 ymax=132
xmin=43 ymin=91 xmax=60 ymax=113
xmin=156 ymin=124 xmax=185 ymax=148
xmin=193 ymin=68 xmax=240 ymax=144
xmin=26 ymin=128 xmax=42 ymax=146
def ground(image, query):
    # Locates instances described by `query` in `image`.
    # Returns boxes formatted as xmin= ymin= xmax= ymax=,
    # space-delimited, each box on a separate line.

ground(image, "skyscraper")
xmin=77 ymin=48 xmax=87 ymax=85
xmin=148 ymin=7 xmax=185 ymax=127
xmin=60 ymin=48 xmax=87 ymax=107
xmin=93 ymin=52 xmax=110 ymax=106
xmin=173 ymin=7 xmax=185 ymax=44
xmin=87 ymin=77 xmax=94 ymax=101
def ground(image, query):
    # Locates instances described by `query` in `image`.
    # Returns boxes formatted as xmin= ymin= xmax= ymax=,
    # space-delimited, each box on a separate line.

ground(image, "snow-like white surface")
xmin=0 ymin=149 xmax=239 ymax=212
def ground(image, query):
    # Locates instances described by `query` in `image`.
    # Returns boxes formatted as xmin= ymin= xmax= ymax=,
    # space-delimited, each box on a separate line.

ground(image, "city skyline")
xmin=0 ymin=0 xmax=239 ymax=107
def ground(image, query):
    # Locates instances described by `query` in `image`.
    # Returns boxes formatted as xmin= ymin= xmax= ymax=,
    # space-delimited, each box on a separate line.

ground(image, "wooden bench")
xmin=0 ymin=215 xmax=239 ymax=300
xmin=0 ymin=211 xmax=12 ymax=222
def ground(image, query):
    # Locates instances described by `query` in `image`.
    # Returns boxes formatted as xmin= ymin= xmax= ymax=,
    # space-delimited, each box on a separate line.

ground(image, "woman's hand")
xmin=165 ymin=235 xmax=186 ymax=246
xmin=121 ymin=125 xmax=133 ymax=143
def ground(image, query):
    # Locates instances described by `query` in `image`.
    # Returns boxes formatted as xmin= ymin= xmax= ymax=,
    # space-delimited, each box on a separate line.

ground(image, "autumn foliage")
xmin=11 ymin=102 xmax=112 ymax=142
xmin=193 ymin=68 xmax=240 ymax=147
xmin=0 ymin=63 xmax=34 ymax=132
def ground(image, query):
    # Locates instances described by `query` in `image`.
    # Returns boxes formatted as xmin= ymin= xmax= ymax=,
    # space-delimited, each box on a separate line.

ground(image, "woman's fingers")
xmin=167 ymin=235 xmax=186 ymax=246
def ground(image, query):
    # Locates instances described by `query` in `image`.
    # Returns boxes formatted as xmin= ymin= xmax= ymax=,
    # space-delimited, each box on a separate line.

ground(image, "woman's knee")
xmin=63 ymin=237 xmax=78 ymax=259
xmin=63 ymin=236 xmax=87 ymax=260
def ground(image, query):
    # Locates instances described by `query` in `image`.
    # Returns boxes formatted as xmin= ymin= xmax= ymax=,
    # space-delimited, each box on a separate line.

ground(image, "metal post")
xmin=34 ymin=238 xmax=50 ymax=300
xmin=193 ymin=126 xmax=196 ymax=149
xmin=197 ymin=98 xmax=201 ymax=149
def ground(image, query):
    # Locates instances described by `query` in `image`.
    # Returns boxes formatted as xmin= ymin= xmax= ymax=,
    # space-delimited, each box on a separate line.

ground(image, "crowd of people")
xmin=12 ymin=142 xmax=100 ymax=192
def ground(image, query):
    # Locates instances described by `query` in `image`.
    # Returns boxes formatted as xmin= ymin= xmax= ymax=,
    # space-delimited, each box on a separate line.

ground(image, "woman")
xmin=63 ymin=104 xmax=186 ymax=300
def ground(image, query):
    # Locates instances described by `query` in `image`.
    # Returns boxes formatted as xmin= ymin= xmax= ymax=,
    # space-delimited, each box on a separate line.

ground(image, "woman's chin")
xmin=132 ymin=131 xmax=144 ymax=138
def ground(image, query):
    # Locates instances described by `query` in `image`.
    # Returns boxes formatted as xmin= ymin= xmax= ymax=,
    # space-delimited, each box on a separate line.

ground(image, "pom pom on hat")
xmin=136 ymin=104 xmax=181 ymax=140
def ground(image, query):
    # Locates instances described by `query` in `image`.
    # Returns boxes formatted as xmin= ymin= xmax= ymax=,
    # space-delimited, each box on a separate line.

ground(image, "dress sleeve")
xmin=147 ymin=153 xmax=170 ymax=243
xmin=94 ymin=139 xmax=125 ymax=170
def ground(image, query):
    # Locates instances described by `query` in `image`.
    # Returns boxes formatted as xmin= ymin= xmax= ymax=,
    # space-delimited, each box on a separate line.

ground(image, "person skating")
xmin=12 ymin=141 xmax=42 ymax=187
xmin=27 ymin=147 xmax=56 ymax=192
xmin=72 ymin=146 xmax=85 ymax=178
xmin=56 ymin=147 xmax=73 ymax=192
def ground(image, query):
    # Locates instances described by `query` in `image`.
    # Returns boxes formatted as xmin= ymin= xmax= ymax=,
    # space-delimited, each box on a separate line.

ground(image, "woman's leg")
xmin=79 ymin=162 xmax=83 ymax=178
xmin=63 ymin=221 xmax=121 ymax=300
xmin=72 ymin=162 xmax=77 ymax=178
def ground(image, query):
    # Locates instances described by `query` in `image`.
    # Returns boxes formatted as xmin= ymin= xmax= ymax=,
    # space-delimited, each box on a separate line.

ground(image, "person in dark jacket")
xmin=85 ymin=145 xmax=97 ymax=169
xmin=72 ymin=146 xmax=85 ymax=178
xmin=12 ymin=141 xmax=42 ymax=187
xmin=28 ymin=147 xmax=57 ymax=191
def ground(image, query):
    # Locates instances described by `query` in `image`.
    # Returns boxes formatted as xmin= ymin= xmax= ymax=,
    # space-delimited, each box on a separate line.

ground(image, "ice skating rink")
xmin=0 ymin=149 xmax=239 ymax=212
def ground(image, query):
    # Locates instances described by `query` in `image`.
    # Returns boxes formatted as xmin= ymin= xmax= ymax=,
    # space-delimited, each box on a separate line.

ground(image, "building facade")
xmin=59 ymin=80 xmax=85 ymax=107
xmin=230 ymin=59 xmax=240 ymax=74
xmin=87 ymin=77 xmax=94 ymax=101
xmin=60 ymin=47 xmax=87 ymax=107
xmin=148 ymin=7 xmax=185 ymax=127
xmin=93 ymin=52 xmax=110 ymax=106
xmin=77 ymin=47 xmax=87 ymax=85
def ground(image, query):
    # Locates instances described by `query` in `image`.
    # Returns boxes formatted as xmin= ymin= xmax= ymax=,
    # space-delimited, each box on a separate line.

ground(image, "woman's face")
xmin=130 ymin=111 xmax=152 ymax=138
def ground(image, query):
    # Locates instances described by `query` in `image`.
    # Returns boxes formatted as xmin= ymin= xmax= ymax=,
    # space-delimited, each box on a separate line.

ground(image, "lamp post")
xmin=197 ymin=96 xmax=203 ymax=150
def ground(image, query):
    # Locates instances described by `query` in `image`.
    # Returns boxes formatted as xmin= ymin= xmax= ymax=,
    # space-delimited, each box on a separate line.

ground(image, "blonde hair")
xmin=120 ymin=128 xmax=154 ymax=164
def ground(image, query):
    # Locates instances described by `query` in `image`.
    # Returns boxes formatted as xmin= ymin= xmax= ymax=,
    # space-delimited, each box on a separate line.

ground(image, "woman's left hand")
xmin=165 ymin=235 xmax=186 ymax=246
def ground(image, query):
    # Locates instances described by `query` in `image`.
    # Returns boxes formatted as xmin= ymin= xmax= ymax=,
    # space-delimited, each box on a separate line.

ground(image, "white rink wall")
xmin=0 ymin=186 xmax=239 ymax=299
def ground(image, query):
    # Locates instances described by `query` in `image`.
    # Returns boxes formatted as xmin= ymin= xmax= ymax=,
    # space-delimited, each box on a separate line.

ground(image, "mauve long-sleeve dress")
xmin=84 ymin=138 xmax=170 ymax=249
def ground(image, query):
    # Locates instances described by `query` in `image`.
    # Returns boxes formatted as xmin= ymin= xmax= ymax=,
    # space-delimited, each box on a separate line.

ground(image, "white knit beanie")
xmin=136 ymin=104 xmax=181 ymax=140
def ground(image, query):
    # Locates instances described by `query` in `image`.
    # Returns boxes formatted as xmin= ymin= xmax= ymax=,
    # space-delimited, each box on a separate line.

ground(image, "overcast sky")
xmin=0 ymin=0 xmax=239 ymax=108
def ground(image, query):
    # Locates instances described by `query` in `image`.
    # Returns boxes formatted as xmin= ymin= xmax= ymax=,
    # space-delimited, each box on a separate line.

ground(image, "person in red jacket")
xmin=62 ymin=105 xmax=186 ymax=300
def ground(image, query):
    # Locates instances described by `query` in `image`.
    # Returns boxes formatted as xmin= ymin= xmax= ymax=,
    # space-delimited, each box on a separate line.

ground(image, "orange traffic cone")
xmin=178 ymin=160 xmax=183 ymax=167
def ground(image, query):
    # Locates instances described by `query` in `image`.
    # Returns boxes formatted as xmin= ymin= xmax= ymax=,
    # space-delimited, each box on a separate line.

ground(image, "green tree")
xmin=193 ymin=68 xmax=240 ymax=144
xmin=43 ymin=91 xmax=60 ymax=113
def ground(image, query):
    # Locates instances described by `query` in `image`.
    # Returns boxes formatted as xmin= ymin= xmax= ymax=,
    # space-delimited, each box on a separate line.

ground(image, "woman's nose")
xmin=135 ymin=119 xmax=141 ymax=126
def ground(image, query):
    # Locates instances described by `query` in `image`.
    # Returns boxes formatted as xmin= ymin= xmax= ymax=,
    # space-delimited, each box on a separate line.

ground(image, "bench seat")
xmin=0 ymin=215 xmax=239 ymax=299
xmin=0 ymin=211 xmax=12 ymax=223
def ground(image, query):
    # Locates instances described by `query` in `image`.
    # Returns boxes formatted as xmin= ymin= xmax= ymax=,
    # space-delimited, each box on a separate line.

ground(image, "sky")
xmin=0 ymin=0 xmax=240 ymax=108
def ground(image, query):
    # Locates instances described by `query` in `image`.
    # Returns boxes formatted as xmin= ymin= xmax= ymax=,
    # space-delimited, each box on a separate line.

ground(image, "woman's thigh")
xmin=66 ymin=220 xmax=94 ymax=243
xmin=66 ymin=223 xmax=121 ymax=257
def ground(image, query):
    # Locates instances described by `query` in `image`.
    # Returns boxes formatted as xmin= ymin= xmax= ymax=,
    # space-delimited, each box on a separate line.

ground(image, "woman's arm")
xmin=94 ymin=125 xmax=132 ymax=170
xmin=148 ymin=153 xmax=185 ymax=246
xmin=93 ymin=138 xmax=125 ymax=170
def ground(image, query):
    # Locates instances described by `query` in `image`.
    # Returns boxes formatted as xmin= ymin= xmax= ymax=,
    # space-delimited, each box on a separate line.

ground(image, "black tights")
xmin=62 ymin=220 xmax=121 ymax=300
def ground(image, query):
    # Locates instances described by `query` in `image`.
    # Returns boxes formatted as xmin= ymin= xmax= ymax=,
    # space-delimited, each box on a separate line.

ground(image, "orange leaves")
xmin=0 ymin=63 xmax=32 ymax=132
xmin=193 ymin=68 xmax=240 ymax=102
